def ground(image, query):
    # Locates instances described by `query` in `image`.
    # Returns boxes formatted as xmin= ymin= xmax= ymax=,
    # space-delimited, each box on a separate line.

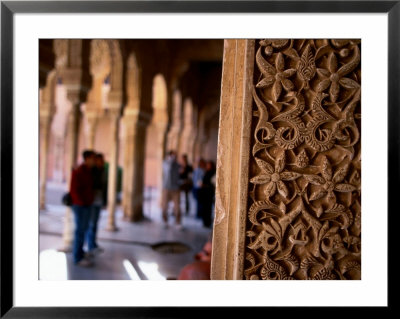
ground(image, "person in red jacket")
xmin=69 ymin=150 xmax=96 ymax=266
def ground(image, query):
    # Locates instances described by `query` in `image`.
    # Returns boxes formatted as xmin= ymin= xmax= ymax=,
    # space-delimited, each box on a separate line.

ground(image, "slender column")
xmin=121 ymin=118 xmax=131 ymax=218
xmin=53 ymin=135 xmax=65 ymax=183
xmin=86 ymin=112 xmax=99 ymax=150
xmin=54 ymin=39 xmax=91 ymax=252
xmin=166 ymin=90 xmax=182 ymax=152
xmin=123 ymin=115 xmax=149 ymax=222
xmin=60 ymin=103 xmax=81 ymax=251
xmin=39 ymin=114 xmax=52 ymax=210
xmin=106 ymin=109 xmax=120 ymax=231
xmin=155 ymin=121 xmax=168 ymax=190
xmin=193 ymin=110 xmax=207 ymax=162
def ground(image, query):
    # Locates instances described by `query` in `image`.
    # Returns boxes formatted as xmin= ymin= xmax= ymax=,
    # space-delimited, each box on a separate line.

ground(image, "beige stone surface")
xmin=212 ymin=39 xmax=361 ymax=280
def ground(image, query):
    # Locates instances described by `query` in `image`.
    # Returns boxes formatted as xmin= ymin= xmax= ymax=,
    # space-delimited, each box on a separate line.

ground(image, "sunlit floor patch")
xmin=138 ymin=261 xmax=166 ymax=280
xmin=39 ymin=249 xmax=68 ymax=280
xmin=123 ymin=259 xmax=141 ymax=280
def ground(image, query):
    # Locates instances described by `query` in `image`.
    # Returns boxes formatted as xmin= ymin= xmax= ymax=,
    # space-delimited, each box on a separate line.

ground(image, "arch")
xmin=166 ymin=89 xmax=183 ymax=152
xmin=144 ymin=73 xmax=169 ymax=191
xmin=125 ymin=52 xmax=141 ymax=109
xmin=107 ymin=39 xmax=124 ymax=93
xmin=178 ymin=97 xmax=197 ymax=162
xmin=152 ymin=73 xmax=168 ymax=112
xmin=41 ymin=70 xmax=57 ymax=109
xmin=90 ymin=39 xmax=111 ymax=79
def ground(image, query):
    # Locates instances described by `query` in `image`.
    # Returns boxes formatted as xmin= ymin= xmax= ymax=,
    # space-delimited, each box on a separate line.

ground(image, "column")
xmin=60 ymin=103 xmax=81 ymax=252
xmin=166 ymin=90 xmax=182 ymax=152
xmin=86 ymin=111 xmax=98 ymax=150
xmin=122 ymin=113 xmax=149 ymax=222
xmin=54 ymin=39 xmax=91 ymax=252
xmin=39 ymin=114 xmax=52 ymax=210
xmin=106 ymin=109 xmax=120 ymax=231
xmin=193 ymin=110 xmax=207 ymax=163
xmin=154 ymin=121 xmax=168 ymax=190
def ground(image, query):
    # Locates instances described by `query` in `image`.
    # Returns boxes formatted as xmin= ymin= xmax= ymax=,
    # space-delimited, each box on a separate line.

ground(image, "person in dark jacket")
xmin=198 ymin=161 xmax=216 ymax=228
xmin=69 ymin=150 xmax=95 ymax=266
xmin=179 ymin=154 xmax=193 ymax=216
xmin=87 ymin=153 xmax=106 ymax=256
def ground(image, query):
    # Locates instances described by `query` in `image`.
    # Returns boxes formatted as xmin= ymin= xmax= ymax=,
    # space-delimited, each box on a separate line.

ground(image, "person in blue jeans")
xmin=69 ymin=150 xmax=96 ymax=267
xmin=192 ymin=158 xmax=206 ymax=219
xmin=87 ymin=153 xmax=106 ymax=255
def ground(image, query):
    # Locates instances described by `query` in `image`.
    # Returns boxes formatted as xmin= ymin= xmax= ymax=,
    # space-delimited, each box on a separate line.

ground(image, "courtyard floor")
xmin=39 ymin=182 xmax=212 ymax=280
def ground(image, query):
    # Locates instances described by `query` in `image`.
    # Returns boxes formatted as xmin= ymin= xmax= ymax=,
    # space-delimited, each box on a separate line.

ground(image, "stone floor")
xmin=39 ymin=182 xmax=212 ymax=280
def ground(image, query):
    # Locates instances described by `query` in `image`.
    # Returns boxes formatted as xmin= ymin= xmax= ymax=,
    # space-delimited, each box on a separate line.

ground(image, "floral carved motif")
xmin=245 ymin=39 xmax=361 ymax=280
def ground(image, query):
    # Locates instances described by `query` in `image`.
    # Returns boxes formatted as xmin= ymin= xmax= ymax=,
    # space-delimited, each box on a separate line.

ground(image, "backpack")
xmin=61 ymin=192 xmax=72 ymax=206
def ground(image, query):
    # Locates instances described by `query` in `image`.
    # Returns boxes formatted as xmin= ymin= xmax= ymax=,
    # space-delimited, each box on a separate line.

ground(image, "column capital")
xmin=107 ymin=108 xmax=121 ymax=120
xmin=39 ymin=104 xmax=56 ymax=119
xmin=61 ymin=69 xmax=91 ymax=105
xmin=85 ymin=109 xmax=101 ymax=120
xmin=122 ymin=109 xmax=152 ymax=126
xmin=108 ymin=90 xmax=124 ymax=109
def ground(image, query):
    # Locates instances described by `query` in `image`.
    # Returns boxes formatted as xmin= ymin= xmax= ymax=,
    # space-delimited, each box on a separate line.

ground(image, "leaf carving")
xmin=256 ymin=47 xmax=276 ymax=76
xmin=264 ymin=181 xmax=277 ymax=198
xmin=339 ymin=77 xmax=360 ymax=89
xmin=304 ymin=174 xmax=325 ymax=185
xmin=275 ymin=151 xmax=286 ymax=173
xmin=298 ymin=44 xmax=316 ymax=83
xmin=328 ymin=52 xmax=337 ymax=73
xmin=250 ymin=174 xmax=271 ymax=184
xmin=334 ymin=183 xmax=356 ymax=192
xmin=283 ymin=47 xmax=299 ymax=59
xmin=256 ymin=76 xmax=275 ymax=88
xmin=321 ymin=156 xmax=332 ymax=181
xmin=310 ymin=188 xmax=327 ymax=201
xmin=255 ymin=158 xmax=274 ymax=174
xmin=281 ymin=79 xmax=295 ymax=91
xmin=317 ymin=79 xmax=330 ymax=92
xmin=247 ymin=231 xmax=258 ymax=238
xmin=280 ymin=171 xmax=301 ymax=181
xmin=276 ymin=53 xmax=285 ymax=72
xmin=272 ymin=80 xmax=282 ymax=102
xmin=332 ymin=163 xmax=349 ymax=183
xmin=277 ymin=180 xmax=289 ymax=198
xmin=329 ymin=81 xmax=340 ymax=103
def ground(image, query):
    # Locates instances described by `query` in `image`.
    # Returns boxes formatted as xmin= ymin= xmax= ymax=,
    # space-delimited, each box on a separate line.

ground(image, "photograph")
xmin=38 ymin=38 xmax=361 ymax=281
xmin=1 ymin=0 xmax=394 ymax=316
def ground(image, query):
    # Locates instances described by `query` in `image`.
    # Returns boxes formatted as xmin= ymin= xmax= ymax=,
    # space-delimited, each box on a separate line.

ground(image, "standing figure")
xmin=87 ymin=153 xmax=106 ymax=256
xmin=192 ymin=158 xmax=206 ymax=219
xmin=161 ymin=151 xmax=182 ymax=230
xmin=69 ymin=150 xmax=95 ymax=267
xmin=199 ymin=161 xmax=216 ymax=228
xmin=179 ymin=154 xmax=193 ymax=215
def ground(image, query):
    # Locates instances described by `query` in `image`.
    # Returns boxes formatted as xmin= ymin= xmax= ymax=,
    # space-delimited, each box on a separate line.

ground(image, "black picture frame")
xmin=1 ymin=1 xmax=395 ymax=318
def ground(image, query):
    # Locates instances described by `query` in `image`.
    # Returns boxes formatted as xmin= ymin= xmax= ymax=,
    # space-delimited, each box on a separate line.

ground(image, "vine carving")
xmin=245 ymin=39 xmax=361 ymax=280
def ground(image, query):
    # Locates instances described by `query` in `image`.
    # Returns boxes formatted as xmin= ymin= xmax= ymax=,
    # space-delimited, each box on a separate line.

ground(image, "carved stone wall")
xmin=244 ymin=39 xmax=361 ymax=280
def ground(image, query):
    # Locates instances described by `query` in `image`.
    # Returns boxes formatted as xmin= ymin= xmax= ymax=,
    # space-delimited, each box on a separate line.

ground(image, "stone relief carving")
xmin=244 ymin=39 xmax=361 ymax=280
xmin=90 ymin=39 xmax=111 ymax=76
xmin=53 ymin=39 xmax=68 ymax=70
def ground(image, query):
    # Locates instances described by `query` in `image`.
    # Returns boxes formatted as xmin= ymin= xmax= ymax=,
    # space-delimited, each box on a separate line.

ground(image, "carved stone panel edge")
xmin=243 ymin=39 xmax=361 ymax=280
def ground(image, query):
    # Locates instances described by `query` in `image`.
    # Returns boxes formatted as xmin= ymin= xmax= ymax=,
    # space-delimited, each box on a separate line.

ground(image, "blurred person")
xmin=161 ymin=150 xmax=182 ymax=230
xmin=87 ymin=153 xmax=106 ymax=256
xmin=192 ymin=158 xmax=206 ymax=219
xmin=199 ymin=161 xmax=216 ymax=228
xmin=179 ymin=154 xmax=193 ymax=216
xmin=69 ymin=150 xmax=96 ymax=267
xmin=178 ymin=239 xmax=212 ymax=280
